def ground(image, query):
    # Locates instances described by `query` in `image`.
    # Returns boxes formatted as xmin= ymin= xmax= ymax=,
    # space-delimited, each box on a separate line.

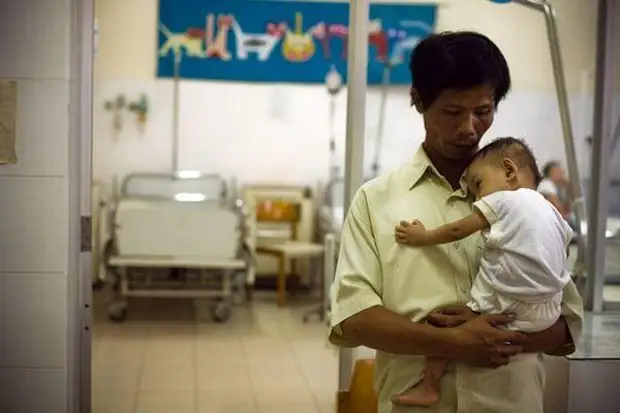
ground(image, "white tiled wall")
xmin=0 ymin=0 xmax=80 ymax=412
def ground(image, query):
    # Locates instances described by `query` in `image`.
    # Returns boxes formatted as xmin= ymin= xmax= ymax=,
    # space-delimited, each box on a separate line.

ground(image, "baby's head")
xmin=465 ymin=137 xmax=541 ymax=199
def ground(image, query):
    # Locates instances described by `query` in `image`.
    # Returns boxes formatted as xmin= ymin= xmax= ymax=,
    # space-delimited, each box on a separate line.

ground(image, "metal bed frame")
xmin=103 ymin=172 xmax=253 ymax=322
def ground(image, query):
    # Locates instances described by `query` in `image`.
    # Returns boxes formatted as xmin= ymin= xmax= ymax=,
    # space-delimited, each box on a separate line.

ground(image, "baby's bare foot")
xmin=391 ymin=381 xmax=440 ymax=407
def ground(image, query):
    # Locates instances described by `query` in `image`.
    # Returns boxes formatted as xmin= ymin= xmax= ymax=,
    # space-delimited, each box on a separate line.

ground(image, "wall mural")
xmin=156 ymin=0 xmax=437 ymax=85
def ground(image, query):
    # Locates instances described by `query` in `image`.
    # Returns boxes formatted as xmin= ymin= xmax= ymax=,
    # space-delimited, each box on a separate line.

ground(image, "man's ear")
xmin=502 ymin=158 xmax=518 ymax=180
xmin=410 ymin=87 xmax=424 ymax=113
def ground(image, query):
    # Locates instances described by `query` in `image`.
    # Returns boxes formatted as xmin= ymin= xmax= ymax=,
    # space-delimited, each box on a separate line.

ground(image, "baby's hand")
xmin=394 ymin=219 xmax=427 ymax=246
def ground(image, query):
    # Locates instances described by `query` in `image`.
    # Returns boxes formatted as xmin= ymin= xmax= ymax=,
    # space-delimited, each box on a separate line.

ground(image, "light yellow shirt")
xmin=329 ymin=146 xmax=584 ymax=413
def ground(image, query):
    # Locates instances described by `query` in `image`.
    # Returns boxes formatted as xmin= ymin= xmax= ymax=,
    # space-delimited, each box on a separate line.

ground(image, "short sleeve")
xmin=538 ymin=179 xmax=558 ymax=196
xmin=473 ymin=191 xmax=512 ymax=226
xmin=329 ymin=187 xmax=383 ymax=348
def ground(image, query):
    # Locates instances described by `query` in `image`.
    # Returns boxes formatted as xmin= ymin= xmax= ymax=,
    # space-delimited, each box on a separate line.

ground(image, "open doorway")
xmin=88 ymin=1 xmax=340 ymax=413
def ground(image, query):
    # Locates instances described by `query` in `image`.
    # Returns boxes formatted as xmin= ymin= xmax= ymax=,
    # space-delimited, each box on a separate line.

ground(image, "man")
xmin=329 ymin=31 xmax=583 ymax=413
xmin=538 ymin=161 xmax=572 ymax=219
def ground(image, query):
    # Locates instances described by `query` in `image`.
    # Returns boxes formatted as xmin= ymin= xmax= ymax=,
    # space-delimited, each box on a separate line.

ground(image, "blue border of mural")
xmin=156 ymin=0 xmax=436 ymax=85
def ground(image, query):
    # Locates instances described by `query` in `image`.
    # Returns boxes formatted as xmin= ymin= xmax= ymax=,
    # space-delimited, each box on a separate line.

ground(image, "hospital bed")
xmin=103 ymin=172 xmax=252 ymax=323
xmin=91 ymin=181 xmax=107 ymax=289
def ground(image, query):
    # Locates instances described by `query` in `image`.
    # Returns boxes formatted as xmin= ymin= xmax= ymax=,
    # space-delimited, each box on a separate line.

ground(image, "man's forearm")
xmin=523 ymin=317 xmax=574 ymax=356
xmin=339 ymin=306 xmax=454 ymax=357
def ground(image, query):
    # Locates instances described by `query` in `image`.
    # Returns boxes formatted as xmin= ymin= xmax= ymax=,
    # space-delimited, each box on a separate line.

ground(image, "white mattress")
xmin=115 ymin=199 xmax=240 ymax=259
xmin=606 ymin=217 xmax=620 ymax=238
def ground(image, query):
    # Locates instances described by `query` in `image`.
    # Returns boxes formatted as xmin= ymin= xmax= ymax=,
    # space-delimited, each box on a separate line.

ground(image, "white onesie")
xmin=467 ymin=188 xmax=573 ymax=332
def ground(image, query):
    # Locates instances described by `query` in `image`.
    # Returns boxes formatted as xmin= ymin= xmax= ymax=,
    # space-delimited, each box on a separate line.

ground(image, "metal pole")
xmin=324 ymin=233 xmax=337 ymax=323
xmin=511 ymin=0 xmax=546 ymax=11
xmin=172 ymin=53 xmax=181 ymax=172
xmin=326 ymin=65 xmax=343 ymax=183
xmin=587 ymin=0 xmax=615 ymax=312
xmin=512 ymin=0 xmax=588 ymax=281
xmin=329 ymin=95 xmax=338 ymax=180
xmin=340 ymin=0 xmax=369 ymax=392
xmin=371 ymin=63 xmax=392 ymax=178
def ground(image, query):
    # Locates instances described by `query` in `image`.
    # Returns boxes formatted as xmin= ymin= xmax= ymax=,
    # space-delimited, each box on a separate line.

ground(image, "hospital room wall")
xmin=93 ymin=0 xmax=613 ymax=192
xmin=0 ymin=0 xmax=83 ymax=412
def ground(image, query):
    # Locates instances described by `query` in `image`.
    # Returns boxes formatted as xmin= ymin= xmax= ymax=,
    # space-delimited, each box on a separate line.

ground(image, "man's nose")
xmin=457 ymin=114 xmax=476 ymax=138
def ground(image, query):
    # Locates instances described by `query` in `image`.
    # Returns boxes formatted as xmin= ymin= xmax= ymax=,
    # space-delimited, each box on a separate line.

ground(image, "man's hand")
xmin=426 ymin=304 xmax=478 ymax=327
xmin=445 ymin=314 xmax=527 ymax=368
xmin=522 ymin=317 xmax=573 ymax=355
xmin=395 ymin=219 xmax=427 ymax=246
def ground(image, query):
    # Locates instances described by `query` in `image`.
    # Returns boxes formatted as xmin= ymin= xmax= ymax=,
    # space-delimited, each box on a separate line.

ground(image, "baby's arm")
xmin=395 ymin=210 xmax=490 ymax=247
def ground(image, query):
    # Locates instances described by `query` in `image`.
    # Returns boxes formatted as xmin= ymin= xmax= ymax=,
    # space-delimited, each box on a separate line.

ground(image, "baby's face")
xmin=465 ymin=160 xmax=511 ymax=200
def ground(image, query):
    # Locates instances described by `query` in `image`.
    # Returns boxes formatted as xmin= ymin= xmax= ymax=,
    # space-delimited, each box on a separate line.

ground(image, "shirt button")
xmin=454 ymin=242 xmax=460 ymax=249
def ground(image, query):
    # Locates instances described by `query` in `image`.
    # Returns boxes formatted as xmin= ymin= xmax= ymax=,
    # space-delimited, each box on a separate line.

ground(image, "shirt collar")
xmin=408 ymin=145 xmax=471 ymax=199
xmin=408 ymin=145 xmax=439 ymax=189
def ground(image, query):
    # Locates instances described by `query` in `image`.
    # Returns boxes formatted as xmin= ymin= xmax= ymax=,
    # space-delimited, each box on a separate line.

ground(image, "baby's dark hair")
xmin=471 ymin=137 xmax=542 ymax=185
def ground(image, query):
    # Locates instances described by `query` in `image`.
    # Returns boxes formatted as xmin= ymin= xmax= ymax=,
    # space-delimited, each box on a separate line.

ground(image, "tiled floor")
xmin=92 ymin=291 xmax=337 ymax=413
xmin=91 ymin=283 xmax=620 ymax=413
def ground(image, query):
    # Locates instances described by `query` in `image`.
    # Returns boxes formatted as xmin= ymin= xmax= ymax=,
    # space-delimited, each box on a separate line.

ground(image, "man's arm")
xmin=521 ymin=316 xmax=572 ymax=355
xmin=329 ymin=187 xmax=388 ymax=348
xmin=339 ymin=306 xmax=454 ymax=356
xmin=341 ymin=305 xmax=527 ymax=368
xmin=331 ymin=190 xmax=454 ymax=356
xmin=428 ymin=309 xmax=574 ymax=355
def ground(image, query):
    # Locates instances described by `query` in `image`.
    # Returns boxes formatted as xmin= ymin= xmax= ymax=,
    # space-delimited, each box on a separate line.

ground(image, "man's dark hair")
xmin=542 ymin=161 xmax=560 ymax=178
xmin=472 ymin=137 xmax=542 ymax=186
xmin=410 ymin=31 xmax=511 ymax=109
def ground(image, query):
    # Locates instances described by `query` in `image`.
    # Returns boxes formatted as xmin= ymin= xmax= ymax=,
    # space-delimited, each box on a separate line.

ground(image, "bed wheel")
xmin=92 ymin=279 xmax=105 ymax=291
xmin=211 ymin=300 xmax=231 ymax=323
xmin=108 ymin=302 xmax=128 ymax=323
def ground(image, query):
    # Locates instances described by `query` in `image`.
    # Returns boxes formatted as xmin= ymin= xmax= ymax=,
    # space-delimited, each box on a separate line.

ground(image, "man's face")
xmin=414 ymin=84 xmax=496 ymax=160
xmin=549 ymin=165 xmax=566 ymax=183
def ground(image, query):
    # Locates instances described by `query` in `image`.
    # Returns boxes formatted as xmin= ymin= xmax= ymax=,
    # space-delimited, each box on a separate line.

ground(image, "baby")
xmin=392 ymin=137 xmax=573 ymax=407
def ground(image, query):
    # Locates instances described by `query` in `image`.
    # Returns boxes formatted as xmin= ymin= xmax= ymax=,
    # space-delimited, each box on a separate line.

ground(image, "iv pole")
xmin=370 ymin=62 xmax=392 ymax=178
xmin=172 ymin=50 xmax=181 ymax=173
xmin=509 ymin=0 xmax=588 ymax=288
xmin=326 ymin=66 xmax=344 ymax=183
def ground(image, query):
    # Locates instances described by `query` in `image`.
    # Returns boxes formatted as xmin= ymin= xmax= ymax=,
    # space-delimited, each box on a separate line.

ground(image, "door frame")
xmin=68 ymin=0 xmax=95 ymax=412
